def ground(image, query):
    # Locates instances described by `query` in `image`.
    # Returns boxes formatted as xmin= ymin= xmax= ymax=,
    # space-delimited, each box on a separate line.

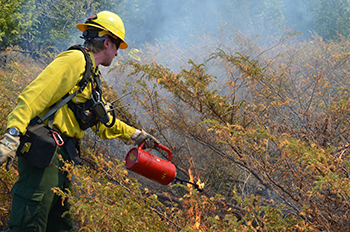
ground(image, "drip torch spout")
xmin=174 ymin=177 xmax=204 ymax=192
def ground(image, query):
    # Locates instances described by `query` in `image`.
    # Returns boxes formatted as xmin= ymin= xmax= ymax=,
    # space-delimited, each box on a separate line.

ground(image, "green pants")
xmin=9 ymin=146 xmax=73 ymax=232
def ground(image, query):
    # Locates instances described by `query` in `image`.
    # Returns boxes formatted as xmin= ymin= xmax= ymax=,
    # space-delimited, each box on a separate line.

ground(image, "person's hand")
xmin=0 ymin=133 xmax=20 ymax=170
xmin=133 ymin=130 xmax=160 ymax=149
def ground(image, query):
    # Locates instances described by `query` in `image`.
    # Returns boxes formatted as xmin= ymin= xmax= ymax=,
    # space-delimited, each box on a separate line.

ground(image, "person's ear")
xmin=104 ymin=38 xmax=110 ymax=48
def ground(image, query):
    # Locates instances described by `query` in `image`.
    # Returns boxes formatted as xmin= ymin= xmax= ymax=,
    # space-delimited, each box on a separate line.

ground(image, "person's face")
xmin=101 ymin=38 xmax=119 ymax=66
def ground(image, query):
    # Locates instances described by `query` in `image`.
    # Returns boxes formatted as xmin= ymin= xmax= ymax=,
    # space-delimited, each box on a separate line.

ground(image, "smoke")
xmin=283 ymin=0 xmax=315 ymax=38
xmin=11 ymin=0 xmax=321 ymax=55
xmin=102 ymin=0 xmax=320 ymax=110
xmin=99 ymin=0 xmax=320 ymax=89
xmin=119 ymin=0 xmax=314 ymax=49
xmin=123 ymin=1 xmax=248 ymax=47
xmin=93 ymin=0 xmax=319 ymax=82
xmin=45 ymin=0 xmax=318 ymax=56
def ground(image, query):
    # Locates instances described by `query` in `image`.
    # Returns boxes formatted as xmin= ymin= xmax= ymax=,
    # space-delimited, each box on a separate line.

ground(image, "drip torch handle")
xmin=139 ymin=142 xmax=173 ymax=162
xmin=155 ymin=143 xmax=172 ymax=162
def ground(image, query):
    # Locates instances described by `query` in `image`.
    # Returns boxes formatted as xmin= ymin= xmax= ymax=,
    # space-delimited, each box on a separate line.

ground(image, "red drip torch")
xmin=125 ymin=142 xmax=176 ymax=185
xmin=125 ymin=142 xmax=203 ymax=191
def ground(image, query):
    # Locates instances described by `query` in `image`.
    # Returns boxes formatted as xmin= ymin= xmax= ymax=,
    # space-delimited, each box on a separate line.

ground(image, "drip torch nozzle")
xmin=174 ymin=177 xmax=204 ymax=192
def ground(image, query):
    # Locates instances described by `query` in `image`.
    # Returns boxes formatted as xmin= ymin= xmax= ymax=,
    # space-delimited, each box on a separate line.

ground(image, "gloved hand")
xmin=133 ymin=130 xmax=160 ymax=149
xmin=0 ymin=133 xmax=20 ymax=170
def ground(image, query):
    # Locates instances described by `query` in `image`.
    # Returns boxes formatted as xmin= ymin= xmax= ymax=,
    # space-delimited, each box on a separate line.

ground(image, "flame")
xmin=196 ymin=178 xmax=205 ymax=190
xmin=187 ymin=167 xmax=195 ymax=190
xmin=195 ymin=210 xmax=202 ymax=230
xmin=187 ymin=158 xmax=206 ymax=230
xmin=188 ymin=157 xmax=205 ymax=190
xmin=187 ymin=157 xmax=195 ymax=190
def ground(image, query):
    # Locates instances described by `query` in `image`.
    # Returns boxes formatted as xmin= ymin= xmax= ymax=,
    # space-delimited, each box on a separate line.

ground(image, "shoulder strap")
xmin=36 ymin=45 xmax=93 ymax=124
xmin=67 ymin=45 xmax=94 ymax=90
xmin=36 ymin=89 xmax=81 ymax=124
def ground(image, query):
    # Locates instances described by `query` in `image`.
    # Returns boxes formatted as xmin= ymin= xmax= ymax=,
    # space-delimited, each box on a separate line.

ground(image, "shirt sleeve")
xmin=7 ymin=50 xmax=86 ymax=134
xmin=92 ymin=118 xmax=136 ymax=141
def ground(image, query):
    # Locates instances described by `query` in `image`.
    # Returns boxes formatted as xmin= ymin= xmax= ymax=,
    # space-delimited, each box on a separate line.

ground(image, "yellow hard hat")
xmin=77 ymin=11 xmax=128 ymax=49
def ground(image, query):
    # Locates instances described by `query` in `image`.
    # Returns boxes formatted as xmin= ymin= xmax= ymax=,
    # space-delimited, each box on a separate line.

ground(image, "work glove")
xmin=0 ymin=133 xmax=20 ymax=170
xmin=133 ymin=130 xmax=160 ymax=149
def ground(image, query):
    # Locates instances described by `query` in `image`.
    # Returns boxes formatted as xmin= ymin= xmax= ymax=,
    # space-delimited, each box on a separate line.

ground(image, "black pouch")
xmin=17 ymin=119 xmax=64 ymax=168
xmin=67 ymin=99 xmax=99 ymax=130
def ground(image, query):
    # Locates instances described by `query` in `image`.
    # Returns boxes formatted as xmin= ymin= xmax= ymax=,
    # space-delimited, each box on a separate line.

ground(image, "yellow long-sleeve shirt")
xmin=7 ymin=48 xmax=136 ymax=140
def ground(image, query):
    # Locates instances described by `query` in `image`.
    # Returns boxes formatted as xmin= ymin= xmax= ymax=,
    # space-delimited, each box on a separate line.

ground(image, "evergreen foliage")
xmin=311 ymin=0 xmax=350 ymax=41
xmin=0 ymin=0 xmax=36 ymax=48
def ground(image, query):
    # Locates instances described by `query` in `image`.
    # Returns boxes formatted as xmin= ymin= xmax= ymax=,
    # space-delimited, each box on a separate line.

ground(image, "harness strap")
xmin=62 ymin=135 xmax=81 ymax=165
xmin=37 ymin=88 xmax=81 ymax=124
xmin=67 ymin=45 xmax=93 ymax=89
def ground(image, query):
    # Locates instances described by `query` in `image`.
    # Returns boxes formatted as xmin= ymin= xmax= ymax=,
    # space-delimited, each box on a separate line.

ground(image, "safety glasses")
xmin=108 ymin=35 xmax=121 ymax=50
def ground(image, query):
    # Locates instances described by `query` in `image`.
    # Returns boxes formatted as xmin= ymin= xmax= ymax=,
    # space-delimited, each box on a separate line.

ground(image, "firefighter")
xmin=0 ymin=11 xmax=158 ymax=231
